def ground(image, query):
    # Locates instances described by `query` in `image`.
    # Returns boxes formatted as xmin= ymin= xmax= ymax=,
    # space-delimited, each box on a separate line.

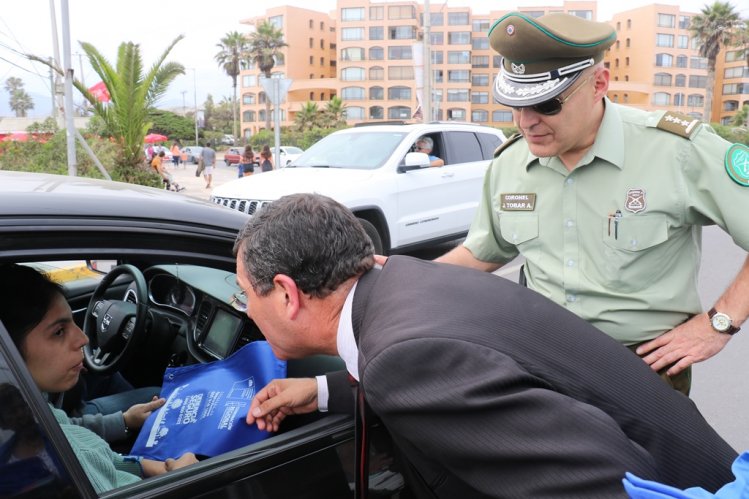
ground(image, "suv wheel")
xmin=357 ymin=218 xmax=383 ymax=255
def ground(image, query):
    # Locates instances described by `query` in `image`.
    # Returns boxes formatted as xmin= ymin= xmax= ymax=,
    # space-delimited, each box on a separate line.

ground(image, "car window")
xmin=293 ymin=132 xmax=406 ymax=170
xmin=477 ymin=133 xmax=503 ymax=159
xmin=283 ymin=147 xmax=303 ymax=155
xmin=443 ymin=131 xmax=484 ymax=164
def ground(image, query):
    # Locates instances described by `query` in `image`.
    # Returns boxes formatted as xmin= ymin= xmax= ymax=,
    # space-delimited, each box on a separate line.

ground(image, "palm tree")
xmin=4 ymin=77 xmax=34 ymax=117
xmin=322 ymin=96 xmax=348 ymax=128
xmin=690 ymin=2 xmax=742 ymax=123
xmin=215 ymin=31 xmax=249 ymax=142
xmin=294 ymin=101 xmax=320 ymax=131
xmin=247 ymin=21 xmax=287 ymax=130
xmin=30 ymin=36 xmax=185 ymax=182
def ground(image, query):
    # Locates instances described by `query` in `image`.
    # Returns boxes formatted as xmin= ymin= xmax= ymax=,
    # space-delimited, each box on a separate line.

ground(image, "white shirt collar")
xmin=336 ymin=280 xmax=359 ymax=381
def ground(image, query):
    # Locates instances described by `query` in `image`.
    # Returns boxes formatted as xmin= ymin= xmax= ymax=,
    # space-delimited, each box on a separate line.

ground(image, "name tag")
xmin=500 ymin=193 xmax=536 ymax=211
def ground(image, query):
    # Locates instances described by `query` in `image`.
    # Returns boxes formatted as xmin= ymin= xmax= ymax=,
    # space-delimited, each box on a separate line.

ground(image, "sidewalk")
xmin=166 ymin=154 xmax=240 ymax=201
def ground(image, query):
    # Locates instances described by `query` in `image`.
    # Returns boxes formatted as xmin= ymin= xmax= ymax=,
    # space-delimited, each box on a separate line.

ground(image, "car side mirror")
xmin=398 ymin=152 xmax=431 ymax=173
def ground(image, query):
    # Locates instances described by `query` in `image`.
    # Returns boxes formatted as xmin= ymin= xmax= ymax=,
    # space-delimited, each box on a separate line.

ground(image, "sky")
xmin=0 ymin=0 xmax=742 ymax=118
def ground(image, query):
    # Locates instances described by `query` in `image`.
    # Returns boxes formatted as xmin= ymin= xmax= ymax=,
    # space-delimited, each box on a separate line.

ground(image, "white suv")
xmin=210 ymin=123 xmax=505 ymax=254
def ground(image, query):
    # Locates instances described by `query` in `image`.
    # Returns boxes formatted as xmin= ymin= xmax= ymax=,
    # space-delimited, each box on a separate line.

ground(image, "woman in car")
xmin=0 ymin=264 xmax=197 ymax=493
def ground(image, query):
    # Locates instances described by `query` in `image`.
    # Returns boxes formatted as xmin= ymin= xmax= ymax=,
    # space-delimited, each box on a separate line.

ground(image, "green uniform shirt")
xmin=465 ymin=99 xmax=749 ymax=345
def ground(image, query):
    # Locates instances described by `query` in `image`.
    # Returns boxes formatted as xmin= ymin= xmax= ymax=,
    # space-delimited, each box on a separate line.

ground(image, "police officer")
xmin=437 ymin=12 xmax=749 ymax=394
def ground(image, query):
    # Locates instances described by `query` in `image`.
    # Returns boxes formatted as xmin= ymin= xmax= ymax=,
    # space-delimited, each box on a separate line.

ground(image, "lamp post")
xmin=192 ymin=68 xmax=199 ymax=145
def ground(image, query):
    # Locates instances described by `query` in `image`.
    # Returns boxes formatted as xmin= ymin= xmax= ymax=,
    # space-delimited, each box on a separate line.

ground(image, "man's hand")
xmin=636 ymin=313 xmax=732 ymax=375
xmin=123 ymin=395 xmax=166 ymax=430
xmin=246 ymin=378 xmax=318 ymax=432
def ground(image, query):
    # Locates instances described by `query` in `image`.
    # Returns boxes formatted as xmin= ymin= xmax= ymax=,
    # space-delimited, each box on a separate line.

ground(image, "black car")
xmin=0 ymin=171 xmax=407 ymax=498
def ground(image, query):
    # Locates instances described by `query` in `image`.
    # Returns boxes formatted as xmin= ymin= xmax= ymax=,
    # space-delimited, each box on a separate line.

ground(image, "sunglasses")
xmin=513 ymin=74 xmax=595 ymax=116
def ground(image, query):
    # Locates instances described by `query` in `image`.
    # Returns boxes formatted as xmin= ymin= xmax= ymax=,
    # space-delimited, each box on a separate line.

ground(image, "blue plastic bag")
xmin=131 ymin=341 xmax=286 ymax=460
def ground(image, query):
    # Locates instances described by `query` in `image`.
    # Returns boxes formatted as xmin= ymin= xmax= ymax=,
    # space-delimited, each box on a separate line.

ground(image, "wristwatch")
xmin=707 ymin=307 xmax=740 ymax=335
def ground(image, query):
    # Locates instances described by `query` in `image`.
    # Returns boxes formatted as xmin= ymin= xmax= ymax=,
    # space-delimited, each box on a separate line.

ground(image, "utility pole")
xmin=181 ymin=90 xmax=187 ymax=115
xmin=48 ymin=60 xmax=56 ymax=119
xmin=423 ymin=0 xmax=432 ymax=122
xmin=48 ymin=0 xmax=64 ymax=124
xmin=61 ymin=0 xmax=77 ymax=176
xmin=192 ymin=69 xmax=199 ymax=145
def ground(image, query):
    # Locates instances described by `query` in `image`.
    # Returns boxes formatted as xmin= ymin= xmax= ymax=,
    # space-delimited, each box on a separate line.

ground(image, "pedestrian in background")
xmin=259 ymin=145 xmax=273 ymax=172
xmin=201 ymin=141 xmax=216 ymax=189
xmin=170 ymin=141 xmax=181 ymax=168
xmin=239 ymin=145 xmax=255 ymax=178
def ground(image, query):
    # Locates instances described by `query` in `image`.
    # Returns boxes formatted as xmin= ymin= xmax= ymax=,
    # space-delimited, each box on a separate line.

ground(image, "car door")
xmin=395 ymin=131 xmax=492 ymax=247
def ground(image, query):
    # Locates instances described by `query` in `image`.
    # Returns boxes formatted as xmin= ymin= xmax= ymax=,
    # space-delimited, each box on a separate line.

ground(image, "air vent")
xmin=195 ymin=300 xmax=212 ymax=336
xmin=124 ymin=289 xmax=138 ymax=304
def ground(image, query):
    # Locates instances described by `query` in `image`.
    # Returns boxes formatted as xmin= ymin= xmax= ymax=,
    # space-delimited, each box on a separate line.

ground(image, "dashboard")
xmin=145 ymin=265 xmax=264 ymax=361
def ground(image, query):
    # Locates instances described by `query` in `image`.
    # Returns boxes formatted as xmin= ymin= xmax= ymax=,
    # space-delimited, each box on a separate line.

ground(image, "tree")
xmin=690 ymin=2 xmax=742 ymax=123
xmin=732 ymin=104 xmax=749 ymax=127
xmin=247 ymin=21 xmax=287 ymax=130
xmin=322 ymin=96 xmax=348 ymax=128
xmin=294 ymin=101 xmax=320 ymax=131
xmin=4 ymin=77 xmax=34 ymax=117
xmin=215 ymin=31 xmax=250 ymax=142
xmin=29 ymin=37 xmax=185 ymax=183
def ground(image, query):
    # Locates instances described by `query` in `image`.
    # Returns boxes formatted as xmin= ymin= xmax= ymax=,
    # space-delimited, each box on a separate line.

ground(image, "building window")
xmin=431 ymin=51 xmax=444 ymax=64
xmin=690 ymin=57 xmax=707 ymax=69
xmin=492 ymin=110 xmax=512 ymax=122
xmin=369 ymin=106 xmax=384 ymax=119
xmin=341 ymin=67 xmax=365 ymax=81
xmin=616 ymin=21 xmax=621 ymax=31
xmin=654 ymin=73 xmax=672 ymax=86
xmin=448 ymin=70 xmax=470 ymax=82
xmin=369 ymin=66 xmax=384 ymax=80
xmin=472 ymin=37 xmax=489 ymax=50
xmin=341 ymin=86 xmax=365 ymax=100
xmin=430 ymin=32 xmax=444 ymax=45
xmin=676 ymin=55 xmax=688 ymax=68
xmin=369 ymin=86 xmax=384 ymax=100
xmin=626 ymin=38 xmax=631 ymax=48
xmin=309 ymin=37 xmax=314 ymax=48
xmin=243 ymin=110 xmax=255 ymax=122
xmin=388 ymin=46 xmax=413 ymax=60
xmin=346 ymin=106 xmax=365 ymax=120
xmin=472 ymin=19 xmax=490 ymax=32
xmin=448 ymin=12 xmax=469 ymax=25
xmin=433 ymin=69 xmax=444 ymax=83
xmin=259 ymin=109 xmax=266 ymax=122
xmin=389 ymin=26 xmax=416 ymax=40
xmin=388 ymin=106 xmax=411 ymax=119
xmin=341 ymin=7 xmax=364 ymax=21
xmin=309 ymin=92 xmax=315 ymax=100
xmin=447 ymin=89 xmax=469 ymax=101
xmin=242 ymin=75 xmax=256 ymax=87
xmin=448 ymin=50 xmax=470 ymax=64
xmin=724 ymin=100 xmax=739 ymax=111
xmin=448 ymin=31 xmax=471 ymax=44
xmin=679 ymin=15 xmax=690 ymax=29
xmin=321 ymin=39 xmax=325 ymax=49
xmin=472 ymin=73 xmax=489 ymax=86
xmin=627 ymin=19 xmax=631 ymax=29
xmin=655 ymin=53 xmax=673 ymax=67
xmin=689 ymin=75 xmax=707 ymax=88
xmin=568 ymin=10 xmax=592 ymax=20
xmin=652 ymin=92 xmax=670 ymax=106
xmin=388 ymin=86 xmax=411 ymax=100
xmin=447 ymin=108 xmax=466 ymax=120
xmin=675 ymin=74 xmax=686 ymax=87
xmin=493 ymin=55 xmax=502 ymax=68
xmin=370 ymin=6 xmax=383 ymax=20
xmin=369 ymin=26 xmax=384 ymax=40
xmin=471 ymin=91 xmax=489 ymax=104
xmin=687 ymin=94 xmax=704 ymax=107
xmin=388 ymin=66 xmax=414 ymax=80
xmin=612 ymin=94 xmax=619 ymax=102
xmin=471 ymin=55 xmax=489 ymax=68
xmin=388 ymin=5 xmax=415 ymax=20
xmin=725 ymin=66 xmax=749 ymax=79
xmin=242 ymin=93 xmax=256 ymax=105
xmin=341 ymin=47 xmax=365 ymax=61
xmin=656 ymin=34 xmax=674 ymax=47
xmin=674 ymin=93 xmax=685 ymax=106
xmin=369 ymin=46 xmax=384 ymax=60
xmin=722 ymin=83 xmax=748 ymax=95
xmin=309 ymin=19 xmax=314 ymax=29
xmin=269 ymin=15 xmax=283 ymax=29
xmin=472 ymin=110 xmax=489 ymax=122
xmin=342 ymin=27 xmax=364 ymax=41
xmin=321 ymin=21 xmax=324 ymax=30
xmin=726 ymin=50 xmax=742 ymax=62
xmin=625 ymin=57 xmax=630 ymax=66
xmin=615 ymin=58 xmax=619 ymax=68
xmin=309 ymin=55 xmax=314 ymax=65
xmin=657 ymin=13 xmax=675 ymax=28
xmin=677 ymin=35 xmax=689 ymax=49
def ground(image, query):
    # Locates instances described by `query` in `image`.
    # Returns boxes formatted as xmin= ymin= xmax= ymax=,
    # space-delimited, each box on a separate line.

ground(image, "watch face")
xmin=711 ymin=312 xmax=732 ymax=332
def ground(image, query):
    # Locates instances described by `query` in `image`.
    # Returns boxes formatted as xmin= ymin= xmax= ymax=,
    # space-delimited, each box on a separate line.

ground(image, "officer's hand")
xmin=123 ymin=395 xmax=166 ymax=429
xmin=636 ymin=313 xmax=731 ymax=375
xmin=374 ymin=254 xmax=388 ymax=266
xmin=246 ymin=378 xmax=318 ymax=432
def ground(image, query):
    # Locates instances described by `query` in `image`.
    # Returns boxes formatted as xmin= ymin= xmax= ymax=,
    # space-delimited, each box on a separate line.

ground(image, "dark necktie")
xmin=349 ymin=373 xmax=369 ymax=499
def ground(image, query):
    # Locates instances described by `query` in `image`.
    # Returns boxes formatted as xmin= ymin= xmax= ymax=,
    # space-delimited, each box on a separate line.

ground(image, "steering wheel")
xmin=83 ymin=264 xmax=149 ymax=375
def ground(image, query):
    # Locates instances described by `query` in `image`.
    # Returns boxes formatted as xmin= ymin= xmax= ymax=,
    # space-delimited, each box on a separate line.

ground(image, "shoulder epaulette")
xmin=493 ymin=132 xmax=523 ymax=157
xmin=655 ymin=112 xmax=701 ymax=139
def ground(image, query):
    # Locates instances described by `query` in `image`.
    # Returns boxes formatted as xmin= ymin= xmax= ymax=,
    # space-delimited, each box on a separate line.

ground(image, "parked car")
xmin=223 ymin=147 xmax=243 ymax=165
xmin=0 ymin=170 xmax=408 ymax=498
xmin=278 ymin=146 xmax=304 ymax=166
xmin=181 ymin=146 xmax=204 ymax=164
xmin=211 ymin=123 xmax=505 ymax=254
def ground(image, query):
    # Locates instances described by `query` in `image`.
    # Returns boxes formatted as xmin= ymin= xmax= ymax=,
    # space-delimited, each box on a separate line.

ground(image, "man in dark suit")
xmin=236 ymin=193 xmax=736 ymax=498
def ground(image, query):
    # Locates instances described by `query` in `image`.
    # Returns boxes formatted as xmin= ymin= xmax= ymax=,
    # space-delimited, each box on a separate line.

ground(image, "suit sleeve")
xmin=325 ymin=370 xmax=355 ymax=415
xmin=363 ymin=338 xmax=657 ymax=498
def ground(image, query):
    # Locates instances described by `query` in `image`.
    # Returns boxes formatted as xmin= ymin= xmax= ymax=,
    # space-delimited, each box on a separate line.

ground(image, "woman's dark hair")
xmin=0 ymin=264 xmax=64 ymax=352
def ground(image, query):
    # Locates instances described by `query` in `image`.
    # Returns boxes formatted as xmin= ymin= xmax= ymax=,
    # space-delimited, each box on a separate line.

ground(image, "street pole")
xmin=423 ymin=0 xmax=432 ymax=122
xmin=192 ymin=69 xmax=199 ymax=145
xmin=61 ymin=0 xmax=76 ymax=176
xmin=273 ymin=78 xmax=281 ymax=168
xmin=181 ymin=90 xmax=187 ymax=115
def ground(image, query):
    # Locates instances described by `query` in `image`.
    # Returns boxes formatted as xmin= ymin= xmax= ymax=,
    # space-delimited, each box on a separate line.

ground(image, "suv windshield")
xmin=293 ymin=132 xmax=406 ymax=170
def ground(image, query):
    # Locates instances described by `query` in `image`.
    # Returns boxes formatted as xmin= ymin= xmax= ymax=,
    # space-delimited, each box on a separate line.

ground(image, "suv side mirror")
xmin=398 ymin=152 xmax=431 ymax=173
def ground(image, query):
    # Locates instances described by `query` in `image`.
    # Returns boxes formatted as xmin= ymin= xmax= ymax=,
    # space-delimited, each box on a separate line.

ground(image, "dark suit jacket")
xmin=328 ymin=256 xmax=736 ymax=498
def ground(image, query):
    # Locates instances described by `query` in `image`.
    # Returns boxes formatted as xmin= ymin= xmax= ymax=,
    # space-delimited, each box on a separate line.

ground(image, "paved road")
xmin=167 ymin=155 xmax=243 ymax=201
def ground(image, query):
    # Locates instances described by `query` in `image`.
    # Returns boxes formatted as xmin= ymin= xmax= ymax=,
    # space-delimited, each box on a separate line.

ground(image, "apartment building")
xmin=238 ymin=1 xmax=746 ymax=136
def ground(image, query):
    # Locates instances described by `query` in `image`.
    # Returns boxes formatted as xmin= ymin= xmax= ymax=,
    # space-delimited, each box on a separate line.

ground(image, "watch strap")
xmin=708 ymin=307 xmax=741 ymax=335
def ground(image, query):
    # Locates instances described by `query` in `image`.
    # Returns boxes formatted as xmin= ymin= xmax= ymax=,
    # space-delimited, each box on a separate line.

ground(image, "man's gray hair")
xmin=417 ymin=136 xmax=433 ymax=150
xmin=234 ymin=194 xmax=375 ymax=298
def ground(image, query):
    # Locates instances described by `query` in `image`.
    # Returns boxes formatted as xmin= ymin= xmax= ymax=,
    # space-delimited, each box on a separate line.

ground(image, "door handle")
xmin=441 ymin=172 xmax=455 ymax=178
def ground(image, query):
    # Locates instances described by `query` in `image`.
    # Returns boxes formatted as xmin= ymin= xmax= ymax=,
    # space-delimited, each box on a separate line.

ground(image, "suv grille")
xmin=212 ymin=197 xmax=272 ymax=216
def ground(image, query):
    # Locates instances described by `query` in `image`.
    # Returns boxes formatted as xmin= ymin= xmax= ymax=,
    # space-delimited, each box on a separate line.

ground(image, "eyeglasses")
xmin=513 ymin=74 xmax=595 ymax=116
